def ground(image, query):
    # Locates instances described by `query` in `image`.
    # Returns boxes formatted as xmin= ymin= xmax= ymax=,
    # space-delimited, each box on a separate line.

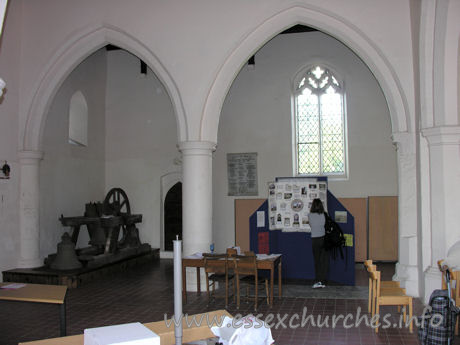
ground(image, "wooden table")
xmin=182 ymin=254 xmax=282 ymax=306
xmin=19 ymin=309 xmax=232 ymax=345
xmin=0 ymin=282 xmax=67 ymax=336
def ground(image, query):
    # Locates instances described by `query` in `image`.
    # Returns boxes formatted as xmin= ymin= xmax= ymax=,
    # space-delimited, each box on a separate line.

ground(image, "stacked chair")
xmin=364 ymin=260 xmax=403 ymax=312
xmin=232 ymin=252 xmax=270 ymax=311
xmin=365 ymin=259 xmax=413 ymax=333
xmin=203 ymin=249 xmax=271 ymax=311
xmin=203 ymin=253 xmax=235 ymax=308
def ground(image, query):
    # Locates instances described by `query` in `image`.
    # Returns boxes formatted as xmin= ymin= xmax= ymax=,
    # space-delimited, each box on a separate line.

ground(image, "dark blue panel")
xmin=326 ymin=190 xmax=355 ymax=285
xmin=278 ymin=231 xmax=314 ymax=279
xmin=249 ymin=186 xmax=355 ymax=285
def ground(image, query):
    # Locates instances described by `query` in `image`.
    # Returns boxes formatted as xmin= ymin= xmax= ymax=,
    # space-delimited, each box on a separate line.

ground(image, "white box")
xmin=84 ymin=322 xmax=160 ymax=345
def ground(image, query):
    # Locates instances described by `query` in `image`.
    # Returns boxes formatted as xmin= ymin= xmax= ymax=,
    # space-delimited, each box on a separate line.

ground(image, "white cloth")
xmin=211 ymin=316 xmax=274 ymax=345
xmin=443 ymin=240 xmax=460 ymax=270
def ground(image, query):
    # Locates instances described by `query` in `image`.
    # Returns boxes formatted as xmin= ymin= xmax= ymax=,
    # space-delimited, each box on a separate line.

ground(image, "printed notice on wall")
xmin=257 ymin=211 xmax=265 ymax=228
xmin=227 ymin=152 xmax=258 ymax=196
xmin=334 ymin=211 xmax=348 ymax=223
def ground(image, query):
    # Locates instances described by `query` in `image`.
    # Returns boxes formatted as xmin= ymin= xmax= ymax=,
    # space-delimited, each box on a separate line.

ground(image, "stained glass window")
xmin=294 ymin=66 xmax=346 ymax=176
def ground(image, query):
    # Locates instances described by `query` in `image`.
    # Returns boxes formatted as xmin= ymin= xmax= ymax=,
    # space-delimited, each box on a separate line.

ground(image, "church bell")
xmin=51 ymin=232 xmax=82 ymax=270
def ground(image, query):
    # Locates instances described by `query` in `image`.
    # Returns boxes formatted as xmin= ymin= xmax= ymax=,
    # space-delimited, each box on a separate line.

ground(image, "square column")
xmin=422 ymin=126 xmax=460 ymax=302
xmin=392 ymin=132 xmax=419 ymax=297
xmin=18 ymin=150 xmax=43 ymax=268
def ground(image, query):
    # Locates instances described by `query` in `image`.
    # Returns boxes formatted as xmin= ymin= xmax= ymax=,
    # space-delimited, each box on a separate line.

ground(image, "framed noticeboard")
xmin=227 ymin=153 xmax=258 ymax=196
xmin=268 ymin=178 xmax=327 ymax=232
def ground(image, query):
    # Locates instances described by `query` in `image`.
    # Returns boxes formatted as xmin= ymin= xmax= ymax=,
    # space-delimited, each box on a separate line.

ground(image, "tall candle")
xmin=173 ymin=236 xmax=182 ymax=345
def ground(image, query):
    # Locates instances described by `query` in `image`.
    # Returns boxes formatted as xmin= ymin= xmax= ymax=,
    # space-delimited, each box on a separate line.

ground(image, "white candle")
xmin=173 ymin=236 xmax=182 ymax=345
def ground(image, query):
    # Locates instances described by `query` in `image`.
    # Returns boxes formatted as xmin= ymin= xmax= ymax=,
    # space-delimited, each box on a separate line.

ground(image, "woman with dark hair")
xmin=308 ymin=198 xmax=329 ymax=288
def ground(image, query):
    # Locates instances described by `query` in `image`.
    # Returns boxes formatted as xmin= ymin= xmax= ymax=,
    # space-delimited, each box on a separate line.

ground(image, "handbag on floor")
xmin=418 ymin=270 xmax=459 ymax=345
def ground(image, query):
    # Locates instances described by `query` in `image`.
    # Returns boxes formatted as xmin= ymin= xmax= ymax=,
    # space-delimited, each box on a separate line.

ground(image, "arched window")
xmin=293 ymin=65 xmax=347 ymax=177
xmin=68 ymin=91 xmax=88 ymax=146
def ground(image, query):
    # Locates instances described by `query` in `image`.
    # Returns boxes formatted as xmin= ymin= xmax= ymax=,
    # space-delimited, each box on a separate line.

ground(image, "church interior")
xmin=0 ymin=1 xmax=459 ymax=344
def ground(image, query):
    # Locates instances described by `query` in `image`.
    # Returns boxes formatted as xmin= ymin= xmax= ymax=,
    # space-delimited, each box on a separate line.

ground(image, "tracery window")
xmin=293 ymin=65 xmax=347 ymax=177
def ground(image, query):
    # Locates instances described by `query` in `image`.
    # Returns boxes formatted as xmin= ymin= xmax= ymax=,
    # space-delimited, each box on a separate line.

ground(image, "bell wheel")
xmin=103 ymin=188 xmax=131 ymax=216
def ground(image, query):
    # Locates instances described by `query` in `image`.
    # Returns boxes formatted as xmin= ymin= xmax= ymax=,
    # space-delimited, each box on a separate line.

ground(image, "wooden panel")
xmin=234 ymin=199 xmax=265 ymax=252
xmin=369 ymin=196 xmax=398 ymax=261
xmin=338 ymin=198 xmax=367 ymax=262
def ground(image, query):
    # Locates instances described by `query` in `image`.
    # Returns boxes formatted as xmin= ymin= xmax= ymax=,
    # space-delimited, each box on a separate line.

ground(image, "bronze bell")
xmin=51 ymin=232 xmax=82 ymax=270
xmin=90 ymin=226 xmax=107 ymax=247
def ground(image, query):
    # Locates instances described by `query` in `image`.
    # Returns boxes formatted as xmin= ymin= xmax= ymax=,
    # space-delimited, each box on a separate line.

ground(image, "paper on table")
xmin=256 ymin=254 xmax=281 ymax=260
xmin=183 ymin=252 xmax=203 ymax=259
xmin=1 ymin=283 xmax=26 ymax=289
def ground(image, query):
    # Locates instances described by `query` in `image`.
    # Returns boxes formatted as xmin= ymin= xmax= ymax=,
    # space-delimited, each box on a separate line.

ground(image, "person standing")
xmin=308 ymin=198 xmax=329 ymax=288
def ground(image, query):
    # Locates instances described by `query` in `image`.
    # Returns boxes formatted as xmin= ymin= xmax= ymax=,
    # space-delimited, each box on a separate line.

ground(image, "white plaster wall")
xmin=213 ymin=32 xmax=397 ymax=251
xmin=40 ymin=49 xmax=107 ymax=258
xmin=0 ymin=2 xmax=22 ymax=278
xmin=105 ymin=49 xmax=177 ymax=248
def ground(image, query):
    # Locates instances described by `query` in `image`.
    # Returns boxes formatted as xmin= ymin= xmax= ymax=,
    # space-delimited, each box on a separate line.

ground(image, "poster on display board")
xmin=268 ymin=178 xmax=327 ymax=232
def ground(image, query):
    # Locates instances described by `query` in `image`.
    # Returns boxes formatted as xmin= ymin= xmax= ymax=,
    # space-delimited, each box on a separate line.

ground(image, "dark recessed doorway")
xmin=164 ymin=182 xmax=182 ymax=251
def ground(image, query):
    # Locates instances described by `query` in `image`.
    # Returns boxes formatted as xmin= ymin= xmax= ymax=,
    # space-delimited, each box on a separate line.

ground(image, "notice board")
xmin=268 ymin=178 xmax=327 ymax=232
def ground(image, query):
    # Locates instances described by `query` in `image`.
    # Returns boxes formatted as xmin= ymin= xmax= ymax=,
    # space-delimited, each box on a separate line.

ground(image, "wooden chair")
xmin=203 ymin=253 xmax=235 ymax=308
xmin=233 ymin=254 xmax=269 ymax=311
xmin=364 ymin=260 xmax=402 ymax=287
xmin=438 ymin=259 xmax=460 ymax=335
xmin=369 ymin=270 xmax=413 ymax=333
xmin=226 ymin=247 xmax=238 ymax=257
xmin=365 ymin=261 xmax=405 ymax=313
xmin=226 ymin=248 xmax=237 ymax=287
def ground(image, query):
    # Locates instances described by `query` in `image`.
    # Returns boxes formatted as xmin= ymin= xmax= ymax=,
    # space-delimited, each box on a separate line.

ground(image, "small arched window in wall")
xmin=293 ymin=65 xmax=347 ymax=177
xmin=68 ymin=91 xmax=88 ymax=146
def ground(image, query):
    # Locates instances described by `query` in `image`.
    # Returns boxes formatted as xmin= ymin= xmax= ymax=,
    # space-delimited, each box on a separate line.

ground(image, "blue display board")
xmin=249 ymin=190 xmax=355 ymax=285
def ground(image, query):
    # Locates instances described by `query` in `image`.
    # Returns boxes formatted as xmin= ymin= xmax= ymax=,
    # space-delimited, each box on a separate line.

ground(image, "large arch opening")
xmin=206 ymin=5 xmax=413 ymax=290
xmin=30 ymin=29 xmax=181 ymax=259
xmin=213 ymin=26 xmax=398 ymax=263
xmin=201 ymin=5 xmax=409 ymax=142
xmin=22 ymin=26 xmax=187 ymax=152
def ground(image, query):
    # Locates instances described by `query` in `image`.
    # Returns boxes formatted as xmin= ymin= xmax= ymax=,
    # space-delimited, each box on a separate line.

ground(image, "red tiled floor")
xmin=0 ymin=260 xmax=459 ymax=345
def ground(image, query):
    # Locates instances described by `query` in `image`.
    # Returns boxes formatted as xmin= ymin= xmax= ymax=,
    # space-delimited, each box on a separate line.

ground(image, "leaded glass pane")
xmin=298 ymin=143 xmax=320 ymax=174
xmin=321 ymin=91 xmax=344 ymax=174
xmin=298 ymin=77 xmax=305 ymax=89
xmin=311 ymin=66 xmax=324 ymax=79
xmin=297 ymin=91 xmax=320 ymax=174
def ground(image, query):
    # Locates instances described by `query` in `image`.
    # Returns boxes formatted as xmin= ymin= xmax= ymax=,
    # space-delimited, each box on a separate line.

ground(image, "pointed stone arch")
xmin=22 ymin=24 xmax=187 ymax=151
xmin=200 ymin=4 xmax=417 ymax=295
xmin=201 ymin=5 xmax=410 ymax=142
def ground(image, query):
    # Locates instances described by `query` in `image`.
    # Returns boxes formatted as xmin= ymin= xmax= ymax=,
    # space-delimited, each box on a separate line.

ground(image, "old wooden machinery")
xmin=47 ymin=188 xmax=151 ymax=270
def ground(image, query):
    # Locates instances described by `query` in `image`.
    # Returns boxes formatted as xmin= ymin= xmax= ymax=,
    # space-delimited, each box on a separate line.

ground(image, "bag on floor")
xmin=418 ymin=271 xmax=459 ymax=345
